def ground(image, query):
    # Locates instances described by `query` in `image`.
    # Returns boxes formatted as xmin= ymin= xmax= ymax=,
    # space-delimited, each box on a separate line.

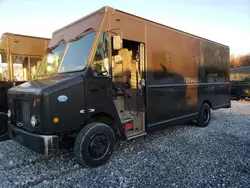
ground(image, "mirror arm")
xmin=106 ymin=29 xmax=118 ymax=36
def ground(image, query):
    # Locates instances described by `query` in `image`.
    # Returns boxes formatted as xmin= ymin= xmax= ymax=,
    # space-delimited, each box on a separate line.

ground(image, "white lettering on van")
xmin=184 ymin=77 xmax=199 ymax=84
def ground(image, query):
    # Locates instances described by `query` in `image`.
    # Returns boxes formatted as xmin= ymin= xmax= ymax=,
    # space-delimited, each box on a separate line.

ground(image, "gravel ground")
xmin=0 ymin=100 xmax=250 ymax=188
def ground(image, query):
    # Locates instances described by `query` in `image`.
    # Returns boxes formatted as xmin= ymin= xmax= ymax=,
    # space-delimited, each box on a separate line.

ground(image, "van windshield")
xmin=0 ymin=51 xmax=8 ymax=81
xmin=36 ymin=42 xmax=65 ymax=78
xmin=58 ymin=32 xmax=96 ymax=73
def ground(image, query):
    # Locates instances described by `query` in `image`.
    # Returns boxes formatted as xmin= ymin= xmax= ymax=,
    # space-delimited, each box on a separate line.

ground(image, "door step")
xmin=121 ymin=118 xmax=134 ymax=124
xmin=126 ymin=130 xmax=147 ymax=140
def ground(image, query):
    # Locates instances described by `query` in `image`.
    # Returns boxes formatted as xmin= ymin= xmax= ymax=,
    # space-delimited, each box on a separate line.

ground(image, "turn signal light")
xmin=53 ymin=117 xmax=59 ymax=123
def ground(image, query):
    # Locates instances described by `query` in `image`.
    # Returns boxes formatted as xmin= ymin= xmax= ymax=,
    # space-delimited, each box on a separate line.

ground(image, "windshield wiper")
xmin=46 ymin=39 xmax=65 ymax=53
xmin=69 ymin=28 xmax=95 ymax=42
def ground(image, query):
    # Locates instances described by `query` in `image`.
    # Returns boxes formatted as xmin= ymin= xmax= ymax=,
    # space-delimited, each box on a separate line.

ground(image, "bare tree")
xmin=230 ymin=53 xmax=250 ymax=68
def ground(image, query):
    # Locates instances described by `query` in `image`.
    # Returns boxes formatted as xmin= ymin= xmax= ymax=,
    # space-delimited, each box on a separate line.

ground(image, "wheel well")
xmin=202 ymin=100 xmax=212 ymax=109
xmin=86 ymin=113 xmax=119 ymax=137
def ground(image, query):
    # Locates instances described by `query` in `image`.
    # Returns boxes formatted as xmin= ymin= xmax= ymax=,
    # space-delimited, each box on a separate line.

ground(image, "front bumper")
xmin=8 ymin=122 xmax=59 ymax=155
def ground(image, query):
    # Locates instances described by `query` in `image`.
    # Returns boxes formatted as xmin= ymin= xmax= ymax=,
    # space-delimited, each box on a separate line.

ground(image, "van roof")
xmin=53 ymin=6 xmax=229 ymax=48
xmin=2 ymin=32 xmax=50 ymax=40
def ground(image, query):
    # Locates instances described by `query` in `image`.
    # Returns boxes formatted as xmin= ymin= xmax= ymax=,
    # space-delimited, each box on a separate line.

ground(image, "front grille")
xmin=15 ymin=100 xmax=30 ymax=125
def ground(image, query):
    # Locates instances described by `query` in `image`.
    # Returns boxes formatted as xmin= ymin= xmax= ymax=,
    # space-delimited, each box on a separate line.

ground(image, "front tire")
xmin=74 ymin=122 xmax=115 ymax=168
xmin=195 ymin=103 xmax=211 ymax=127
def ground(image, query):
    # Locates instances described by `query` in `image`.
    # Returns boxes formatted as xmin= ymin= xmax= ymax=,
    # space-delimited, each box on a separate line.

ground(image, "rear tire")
xmin=74 ymin=122 xmax=115 ymax=168
xmin=195 ymin=103 xmax=211 ymax=127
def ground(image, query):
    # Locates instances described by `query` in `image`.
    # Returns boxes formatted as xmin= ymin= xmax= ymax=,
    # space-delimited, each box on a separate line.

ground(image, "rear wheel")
xmin=195 ymin=103 xmax=211 ymax=127
xmin=74 ymin=122 xmax=115 ymax=168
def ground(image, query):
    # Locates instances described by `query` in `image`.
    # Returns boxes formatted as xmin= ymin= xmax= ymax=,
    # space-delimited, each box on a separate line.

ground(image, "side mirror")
xmin=113 ymin=36 xmax=122 ymax=50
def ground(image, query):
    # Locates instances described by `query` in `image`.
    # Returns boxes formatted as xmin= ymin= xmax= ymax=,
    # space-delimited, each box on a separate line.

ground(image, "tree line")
xmin=230 ymin=53 xmax=250 ymax=68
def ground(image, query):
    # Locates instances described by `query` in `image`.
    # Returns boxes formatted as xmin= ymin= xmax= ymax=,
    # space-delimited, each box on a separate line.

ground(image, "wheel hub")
xmin=88 ymin=133 xmax=109 ymax=159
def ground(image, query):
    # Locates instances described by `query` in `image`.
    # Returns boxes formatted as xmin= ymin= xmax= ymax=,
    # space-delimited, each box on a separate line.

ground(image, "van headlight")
xmin=31 ymin=116 xmax=38 ymax=127
xmin=7 ymin=109 xmax=11 ymax=118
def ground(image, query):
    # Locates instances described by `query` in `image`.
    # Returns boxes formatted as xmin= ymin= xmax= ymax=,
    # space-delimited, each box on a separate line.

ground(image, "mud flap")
xmin=0 ymin=112 xmax=10 ymax=141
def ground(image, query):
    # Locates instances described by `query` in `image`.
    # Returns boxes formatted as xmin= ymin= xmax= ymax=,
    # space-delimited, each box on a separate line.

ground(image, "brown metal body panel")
xmin=102 ymin=7 xmax=229 ymax=79
xmin=100 ymin=7 xmax=230 ymax=127
xmin=0 ymin=33 xmax=50 ymax=56
xmin=109 ymin=7 xmax=228 ymax=47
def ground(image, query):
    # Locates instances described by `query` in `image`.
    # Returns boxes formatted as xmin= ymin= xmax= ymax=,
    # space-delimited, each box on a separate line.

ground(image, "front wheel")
xmin=74 ymin=122 xmax=115 ymax=168
xmin=195 ymin=103 xmax=211 ymax=127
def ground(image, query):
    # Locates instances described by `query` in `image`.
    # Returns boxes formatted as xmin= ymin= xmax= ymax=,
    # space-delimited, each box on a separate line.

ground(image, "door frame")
xmin=139 ymin=42 xmax=146 ymax=133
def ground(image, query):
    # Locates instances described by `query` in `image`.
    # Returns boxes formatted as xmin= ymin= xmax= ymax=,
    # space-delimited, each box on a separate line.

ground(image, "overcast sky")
xmin=0 ymin=0 xmax=249 ymax=55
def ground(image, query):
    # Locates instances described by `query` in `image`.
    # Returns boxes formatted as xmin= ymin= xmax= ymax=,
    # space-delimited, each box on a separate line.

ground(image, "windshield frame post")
xmin=28 ymin=56 xmax=31 ymax=80
xmin=85 ymin=12 xmax=109 ymax=74
xmin=86 ymin=31 xmax=103 ymax=73
xmin=108 ymin=32 xmax=112 ymax=79
xmin=6 ymin=37 xmax=12 ymax=81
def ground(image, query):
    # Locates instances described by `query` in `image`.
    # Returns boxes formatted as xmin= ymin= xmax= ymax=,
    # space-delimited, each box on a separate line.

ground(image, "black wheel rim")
xmin=88 ymin=133 xmax=109 ymax=159
xmin=203 ymin=109 xmax=209 ymax=123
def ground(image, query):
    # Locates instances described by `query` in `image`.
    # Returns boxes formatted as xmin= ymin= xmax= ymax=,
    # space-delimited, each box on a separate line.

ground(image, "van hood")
xmin=8 ymin=73 xmax=84 ymax=96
